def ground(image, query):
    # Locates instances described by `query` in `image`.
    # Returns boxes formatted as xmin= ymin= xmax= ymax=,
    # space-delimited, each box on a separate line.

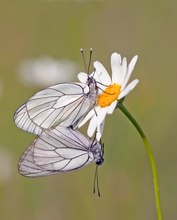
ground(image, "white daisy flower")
xmin=78 ymin=52 xmax=139 ymax=140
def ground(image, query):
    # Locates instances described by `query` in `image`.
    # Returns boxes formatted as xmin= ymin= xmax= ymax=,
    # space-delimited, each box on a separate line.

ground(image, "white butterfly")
xmin=14 ymin=76 xmax=98 ymax=135
xmin=18 ymin=126 xmax=104 ymax=177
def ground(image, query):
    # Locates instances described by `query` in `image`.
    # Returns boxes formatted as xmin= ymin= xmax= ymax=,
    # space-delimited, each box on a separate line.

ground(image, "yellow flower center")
xmin=97 ymin=83 xmax=121 ymax=107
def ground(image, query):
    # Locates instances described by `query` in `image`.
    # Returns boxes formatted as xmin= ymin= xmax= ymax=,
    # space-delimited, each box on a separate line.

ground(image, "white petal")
xmin=87 ymin=115 xmax=98 ymax=137
xmin=77 ymin=72 xmax=88 ymax=83
xmin=96 ymin=108 xmax=107 ymax=126
xmin=87 ymin=108 xmax=107 ymax=137
xmin=121 ymin=55 xmax=138 ymax=90
xmin=96 ymin=120 xmax=105 ymax=141
xmin=94 ymin=61 xmax=111 ymax=86
xmin=111 ymin=53 xmax=123 ymax=84
xmin=121 ymin=57 xmax=128 ymax=83
xmin=107 ymin=100 xmax=117 ymax=114
xmin=78 ymin=109 xmax=95 ymax=128
xmin=118 ymin=79 xmax=139 ymax=99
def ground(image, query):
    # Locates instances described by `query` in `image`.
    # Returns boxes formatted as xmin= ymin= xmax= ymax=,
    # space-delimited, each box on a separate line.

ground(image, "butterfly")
xmin=18 ymin=126 xmax=104 ymax=177
xmin=14 ymin=74 xmax=99 ymax=135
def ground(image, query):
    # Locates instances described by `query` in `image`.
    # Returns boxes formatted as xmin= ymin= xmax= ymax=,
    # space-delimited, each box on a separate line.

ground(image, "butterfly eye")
xmin=96 ymin=158 xmax=104 ymax=166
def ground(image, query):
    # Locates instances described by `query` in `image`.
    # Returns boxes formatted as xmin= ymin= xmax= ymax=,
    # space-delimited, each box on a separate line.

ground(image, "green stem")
xmin=117 ymin=102 xmax=162 ymax=220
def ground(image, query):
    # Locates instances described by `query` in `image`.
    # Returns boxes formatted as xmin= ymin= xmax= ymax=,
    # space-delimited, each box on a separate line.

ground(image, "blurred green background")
xmin=0 ymin=0 xmax=177 ymax=220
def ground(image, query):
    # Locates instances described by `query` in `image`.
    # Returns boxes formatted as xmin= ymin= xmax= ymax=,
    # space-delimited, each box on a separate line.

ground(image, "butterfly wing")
xmin=18 ymin=127 xmax=94 ymax=177
xmin=14 ymin=82 xmax=96 ymax=134
xmin=14 ymin=104 xmax=43 ymax=135
xmin=18 ymin=141 xmax=53 ymax=177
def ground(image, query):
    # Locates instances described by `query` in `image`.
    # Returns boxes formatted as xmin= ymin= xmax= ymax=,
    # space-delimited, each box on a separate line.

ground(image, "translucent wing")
xmin=18 ymin=127 xmax=97 ymax=177
xmin=14 ymin=104 xmax=43 ymax=135
xmin=14 ymin=82 xmax=97 ymax=134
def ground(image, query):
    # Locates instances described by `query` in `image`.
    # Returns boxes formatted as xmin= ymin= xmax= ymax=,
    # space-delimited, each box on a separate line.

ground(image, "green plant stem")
xmin=117 ymin=102 xmax=162 ymax=220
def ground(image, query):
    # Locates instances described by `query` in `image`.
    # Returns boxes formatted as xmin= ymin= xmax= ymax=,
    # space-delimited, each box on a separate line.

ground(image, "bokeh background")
xmin=0 ymin=1 xmax=177 ymax=220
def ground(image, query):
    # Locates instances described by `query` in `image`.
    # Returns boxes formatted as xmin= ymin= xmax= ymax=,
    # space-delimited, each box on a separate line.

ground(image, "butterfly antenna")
xmin=80 ymin=48 xmax=87 ymax=73
xmin=93 ymin=67 xmax=96 ymax=78
xmin=93 ymin=107 xmax=98 ymax=117
xmin=93 ymin=165 xmax=101 ymax=197
xmin=87 ymin=48 xmax=93 ymax=74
